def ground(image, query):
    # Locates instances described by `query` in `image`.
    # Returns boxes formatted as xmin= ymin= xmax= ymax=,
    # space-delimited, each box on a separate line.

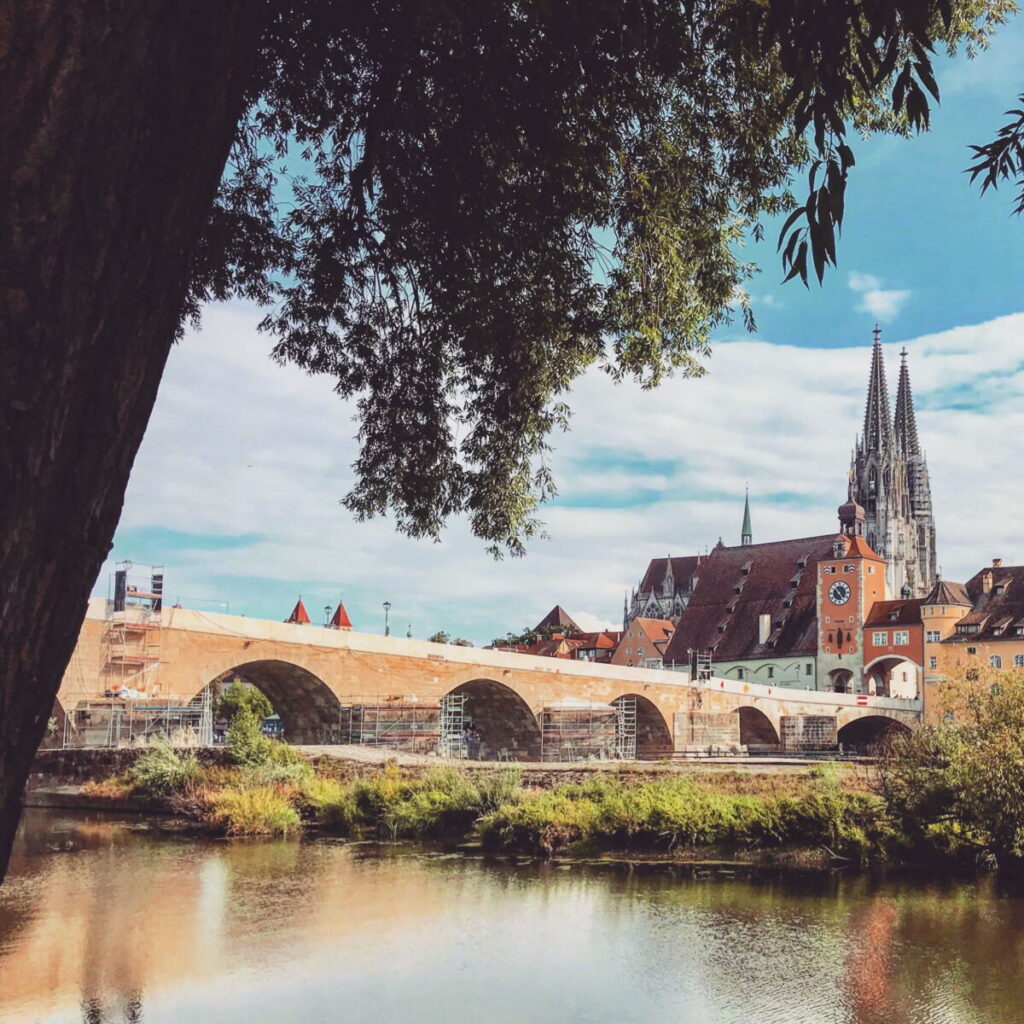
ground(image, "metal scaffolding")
xmin=338 ymin=699 xmax=441 ymax=754
xmin=63 ymin=687 xmax=213 ymax=748
xmin=100 ymin=561 xmax=165 ymax=698
xmin=438 ymin=692 xmax=467 ymax=759
xmin=539 ymin=699 xmax=620 ymax=762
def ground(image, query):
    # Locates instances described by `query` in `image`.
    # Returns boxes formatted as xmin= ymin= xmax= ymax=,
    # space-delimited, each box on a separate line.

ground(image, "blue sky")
xmin=102 ymin=19 xmax=1024 ymax=644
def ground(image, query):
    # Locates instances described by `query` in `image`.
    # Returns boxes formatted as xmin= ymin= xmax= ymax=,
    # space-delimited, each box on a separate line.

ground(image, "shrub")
xmin=227 ymin=708 xmax=274 ymax=766
xmin=208 ymin=786 xmax=301 ymax=836
xmin=301 ymin=776 xmax=359 ymax=830
xmin=130 ymin=737 xmax=201 ymax=796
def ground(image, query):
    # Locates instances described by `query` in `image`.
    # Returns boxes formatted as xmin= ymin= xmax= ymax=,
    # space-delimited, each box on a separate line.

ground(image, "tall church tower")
xmin=850 ymin=327 xmax=937 ymax=598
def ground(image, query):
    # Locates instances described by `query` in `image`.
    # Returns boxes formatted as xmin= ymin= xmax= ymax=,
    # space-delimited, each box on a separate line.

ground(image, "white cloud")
xmin=107 ymin=304 xmax=1024 ymax=644
xmin=849 ymin=271 xmax=910 ymax=322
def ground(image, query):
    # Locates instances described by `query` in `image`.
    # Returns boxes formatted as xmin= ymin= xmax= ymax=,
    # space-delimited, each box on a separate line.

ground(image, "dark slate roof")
xmin=863 ymin=599 xmax=924 ymax=627
xmin=662 ymin=535 xmax=837 ymax=664
xmin=637 ymin=555 xmax=702 ymax=593
xmin=944 ymin=566 xmax=1024 ymax=644
xmin=534 ymin=605 xmax=581 ymax=633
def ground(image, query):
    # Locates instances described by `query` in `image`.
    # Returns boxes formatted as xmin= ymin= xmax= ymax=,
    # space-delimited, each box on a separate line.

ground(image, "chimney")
xmin=993 ymin=558 xmax=1003 ymax=568
xmin=759 ymin=613 xmax=771 ymax=645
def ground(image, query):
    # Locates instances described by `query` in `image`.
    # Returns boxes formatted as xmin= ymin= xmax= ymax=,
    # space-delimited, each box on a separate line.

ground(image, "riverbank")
xmin=24 ymin=746 xmax=891 ymax=870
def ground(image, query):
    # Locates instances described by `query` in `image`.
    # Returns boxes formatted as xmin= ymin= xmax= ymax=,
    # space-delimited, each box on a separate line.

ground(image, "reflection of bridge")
xmin=58 ymin=601 xmax=921 ymax=756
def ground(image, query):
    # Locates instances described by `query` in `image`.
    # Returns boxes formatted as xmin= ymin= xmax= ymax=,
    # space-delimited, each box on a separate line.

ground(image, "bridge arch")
xmin=611 ymin=694 xmax=673 ymax=759
xmin=447 ymin=678 xmax=542 ymax=761
xmin=837 ymin=714 xmax=911 ymax=753
xmin=736 ymin=706 xmax=780 ymax=751
xmin=207 ymin=660 xmax=343 ymax=744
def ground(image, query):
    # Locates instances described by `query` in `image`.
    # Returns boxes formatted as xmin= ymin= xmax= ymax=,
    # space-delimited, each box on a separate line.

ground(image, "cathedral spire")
xmin=741 ymin=487 xmax=752 ymax=546
xmin=862 ymin=324 xmax=893 ymax=453
xmin=894 ymin=347 xmax=921 ymax=456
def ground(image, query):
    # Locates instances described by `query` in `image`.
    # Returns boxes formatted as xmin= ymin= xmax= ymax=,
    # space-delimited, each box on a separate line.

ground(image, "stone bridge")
xmin=58 ymin=600 xmax=921 ymax=757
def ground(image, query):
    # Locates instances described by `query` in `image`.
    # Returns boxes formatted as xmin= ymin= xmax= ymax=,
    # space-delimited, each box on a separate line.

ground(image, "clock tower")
xmin=816 ymin=492 xmax=887 ymax=693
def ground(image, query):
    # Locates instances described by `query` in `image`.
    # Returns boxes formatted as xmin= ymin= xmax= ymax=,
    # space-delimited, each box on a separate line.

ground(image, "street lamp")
xmin=324 ymin=604 xmax=332 ymax=628
xmin=383 ymin=600 xmax=391 ymax=637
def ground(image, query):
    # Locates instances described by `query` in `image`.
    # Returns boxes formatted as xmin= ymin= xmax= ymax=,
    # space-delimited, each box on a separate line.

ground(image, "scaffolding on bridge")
xmin=62 ymin=687 xmax=213 ymax=749
xmin=538 ymin=697 xmax=637 ymax=762
xmin=100 ymin=561 xmax=165 ymax=698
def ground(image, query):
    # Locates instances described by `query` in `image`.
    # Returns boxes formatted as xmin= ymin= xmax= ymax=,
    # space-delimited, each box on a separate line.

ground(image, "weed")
xmin=129 ymin=738 xmax=201 ymax=796
xmin=208 ymin=786 xmax=301 ymax=836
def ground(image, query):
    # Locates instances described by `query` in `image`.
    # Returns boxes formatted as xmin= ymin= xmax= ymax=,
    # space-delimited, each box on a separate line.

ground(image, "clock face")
xmin=828 ymin=580 xmax=852 ymax=606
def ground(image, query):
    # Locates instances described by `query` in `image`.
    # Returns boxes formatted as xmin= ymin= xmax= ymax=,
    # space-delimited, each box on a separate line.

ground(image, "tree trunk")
xmin=0 ymin=0 xmax=264 ymax=881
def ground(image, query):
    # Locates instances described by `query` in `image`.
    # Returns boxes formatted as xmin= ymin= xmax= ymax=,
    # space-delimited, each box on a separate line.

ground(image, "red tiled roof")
xmin=840 ymin=534 xmax=883 ymax=560
xmin=924 ymin=579 xmax=971 ymax=607
xmin=638 ymin=556 xmax=701 ymax=593
xmin=329 ymin=602 xmax=353 ymax=629
xmin=284 ymin=598 xmax=311 ymax=625
xmin=945 ymin=565 xmax=1024 ymax=643
xmin=863 ymin=599 xmax=923 ymax=627
xmin=662 ymin=535 xmax=838 ymax=663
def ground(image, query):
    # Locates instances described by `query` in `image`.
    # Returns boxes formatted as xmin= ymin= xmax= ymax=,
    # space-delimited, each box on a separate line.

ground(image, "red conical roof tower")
xmin=328 ymin=601 xmax=353 ymax=630
xmin=285 ymin=598 xmax=311 ymax=625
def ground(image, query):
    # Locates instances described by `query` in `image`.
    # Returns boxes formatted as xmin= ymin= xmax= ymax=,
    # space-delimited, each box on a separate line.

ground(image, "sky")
xmin=102 ymin=17 xmax=1024 ymax=646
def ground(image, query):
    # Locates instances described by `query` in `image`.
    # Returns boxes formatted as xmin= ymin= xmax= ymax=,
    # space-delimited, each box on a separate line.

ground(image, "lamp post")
xmin=383 ymin=600 xmax=391 ymax=637
xmin=324 ymin=604 xmax=332 ymax=628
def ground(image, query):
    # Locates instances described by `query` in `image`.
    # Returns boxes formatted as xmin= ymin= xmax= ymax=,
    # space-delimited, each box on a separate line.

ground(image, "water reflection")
xmin=1 ymin=811 xmax=1022 ymax=1023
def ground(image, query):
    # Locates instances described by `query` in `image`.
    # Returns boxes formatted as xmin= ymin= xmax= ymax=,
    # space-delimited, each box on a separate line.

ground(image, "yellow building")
xmin=924 ymin=561 xmax=1024 ymax=723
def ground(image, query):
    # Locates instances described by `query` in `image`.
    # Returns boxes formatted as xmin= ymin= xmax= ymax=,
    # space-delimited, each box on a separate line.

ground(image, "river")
xmin=1 ymin=810 xmax=1022 ymax=1023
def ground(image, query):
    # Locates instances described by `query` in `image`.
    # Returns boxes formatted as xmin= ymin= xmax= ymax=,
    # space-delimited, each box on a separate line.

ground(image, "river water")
xmin=1 ymin=811 xmax=1022 ymax=1024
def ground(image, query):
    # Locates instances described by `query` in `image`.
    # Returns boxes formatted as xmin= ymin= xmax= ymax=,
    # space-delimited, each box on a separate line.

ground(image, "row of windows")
xmin=931 ymin=653 xmax=1024 ymax=670
xmin=871 ymin=630 xmax=910 ymax=646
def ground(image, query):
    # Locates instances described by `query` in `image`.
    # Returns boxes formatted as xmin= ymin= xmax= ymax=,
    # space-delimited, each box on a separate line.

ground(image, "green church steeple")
xmin=741 ymin=487 xmax=752 ymax=546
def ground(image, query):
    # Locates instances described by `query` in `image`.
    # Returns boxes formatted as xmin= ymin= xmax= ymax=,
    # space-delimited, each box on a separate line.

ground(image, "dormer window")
xmin=995 ymin=584 xmax=1006 ymax=596
xmin=740 ymin=561 xmax=752 ymax=576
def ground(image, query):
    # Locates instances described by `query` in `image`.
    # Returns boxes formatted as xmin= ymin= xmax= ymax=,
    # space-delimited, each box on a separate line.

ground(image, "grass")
xmin=304 ymin=765 xmax=524 ymax=840
xmin=476 ymin=774 xmax=895 ymax=861
xmin=208 ymin=786 xmax=301 ymax=836
xmin=79 ymin=753 xmax=893 ymax=864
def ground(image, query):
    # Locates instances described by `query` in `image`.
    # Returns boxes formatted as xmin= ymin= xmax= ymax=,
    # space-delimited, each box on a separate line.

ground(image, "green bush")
xmin=227 ymin=708 xmax=274 ymax=766
xmin=130 ymin=737 xmax=201 ymax=796
xmin=209 ymin=786 xmax=301 ymax=836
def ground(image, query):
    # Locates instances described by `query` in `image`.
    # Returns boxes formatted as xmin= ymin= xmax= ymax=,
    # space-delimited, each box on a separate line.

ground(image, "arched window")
xmin=990 ymin=654 xmax=1003 ymax=669
xmin=991 ymin=683 xmax=1003 ymax=696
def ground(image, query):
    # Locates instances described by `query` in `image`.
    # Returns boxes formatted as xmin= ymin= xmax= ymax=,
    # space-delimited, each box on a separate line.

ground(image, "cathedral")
xmin=626 ymin=328 xmax=938 ymax=628
xmin=850 ymin=327 xmax=936 ymax=599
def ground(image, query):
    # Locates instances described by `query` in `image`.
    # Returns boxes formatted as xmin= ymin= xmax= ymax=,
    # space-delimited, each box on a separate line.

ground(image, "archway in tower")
xmin=611 ymin=694 xmax=673 ymax=759
xmin=736 ymin=706 xmax=780 ymax=752
xmin=205 ymin=660 xmax=343 ymax=744
xmin=447 ymin=679 xmax=542 ymax=761
xmin=828 ymin=669 xmax=855 ymax=694
xmin=837 ymin=715 xmax=912 ymax=754
xmin=865 ymin=656 xmax=920 ymax=699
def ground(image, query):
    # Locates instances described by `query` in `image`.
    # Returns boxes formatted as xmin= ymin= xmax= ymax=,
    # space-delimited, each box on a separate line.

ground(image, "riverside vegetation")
xmin=76 ymin=673 xmax=1024 ymax=873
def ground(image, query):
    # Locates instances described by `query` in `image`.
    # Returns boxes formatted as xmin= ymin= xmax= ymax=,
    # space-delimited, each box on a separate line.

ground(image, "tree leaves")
xmin=184 ymin=0 xmax=1007 ymax=552
xmin=967 ymin=96 xmax=1024 ymax=215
